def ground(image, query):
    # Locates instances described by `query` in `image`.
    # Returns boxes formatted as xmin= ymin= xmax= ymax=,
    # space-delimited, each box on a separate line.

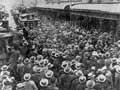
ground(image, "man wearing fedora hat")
xmin=2 ymin=78 xmax=13 ymax=90
xmin=16 ymin=58 xmax=25 ymax=81
xmin=105 ymin=69 xmax=113 ymax=90
xmin=45 ymin=70 xmax=54 ymax=79
xmin=47 ymin=77 xmax=59 ymax=90
xmin=23 ymin=73 xmax=38 ymax=90
xmin=1 ymin=65 xmax=9 ymax=72
xmin=114 ymin=66 xmax=120 ymax=90
xmin=96 ymin=74 xmax=111 ymax=90
xmin=31 ymin=66 xmax=46 ymax=89
xmin=75 ymin=75 xmax=86 ymax=90
xmin=23 ymin=58 xmax=33 ymax=74
xmin=70 ymin=70 xmax=84 ymax=90
xmin=39 ymin=78 xmax=49 ymax=90
xmin=16 ymin=83 xmax=25 ymax=90
xmin=59 ymin=66 xmax=76 ymax=90
xmin=85 ymin=80 xmax=96 ymax=90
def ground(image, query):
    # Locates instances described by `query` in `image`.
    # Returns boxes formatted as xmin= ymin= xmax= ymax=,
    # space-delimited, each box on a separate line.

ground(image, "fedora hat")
xmin=45 ymin=70 xmax=54 ymax=78
xmin=16 ymin=83 xmax=25 ymax=88
xmin=79 ymin=75 xmax=86 ymax=83
xmin=0 ymin=71 xmax=10 ymax=76
xmin=24 ymin=73 xmax=31 ymax=81
xmin=86 ymin=80 xmax=95 ymax=88
xmin=40 ymin=78 xmax=49 ymax=87
xmin=30 ymin=56 xmax=36 ymax=61
xmin=1 ymin=65 xmax=8 ymax=71
xmin=61 ymin=61 xmax=69 ymax=68
xmin=37 ymin=55 xmax=43 ymax=60
xmin=75 ymin=63 xmax=82 ymax=70
xmin=75 ymin=70 xmax=83 ymax=76
xmin=97 ymin=74 xmax=106 ymax=82
xmin=64 ymin=67 xmax=72 ymax=73
xmin=24 ymin=58 xmax=30 ymax=64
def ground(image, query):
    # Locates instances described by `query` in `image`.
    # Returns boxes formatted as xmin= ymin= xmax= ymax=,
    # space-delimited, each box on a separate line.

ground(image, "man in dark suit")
xmin=23 ymin=27 xmax=29 ymax=40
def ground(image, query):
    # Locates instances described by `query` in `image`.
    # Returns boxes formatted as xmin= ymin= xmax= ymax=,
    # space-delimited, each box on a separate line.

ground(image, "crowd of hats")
xmin=0 ymin=65 xmax=15 ymax=90
xmin=3 ymin=15 xmax=120 ymax=90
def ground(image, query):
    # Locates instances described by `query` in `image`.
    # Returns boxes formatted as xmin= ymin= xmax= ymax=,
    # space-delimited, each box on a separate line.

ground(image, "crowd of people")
xmin=1 ymin=15 xmax=120 ymax=90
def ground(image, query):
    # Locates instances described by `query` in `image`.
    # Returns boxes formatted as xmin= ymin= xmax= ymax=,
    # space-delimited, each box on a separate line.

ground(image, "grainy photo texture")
xmin=0 ymin=0 xmax=120 ymax=90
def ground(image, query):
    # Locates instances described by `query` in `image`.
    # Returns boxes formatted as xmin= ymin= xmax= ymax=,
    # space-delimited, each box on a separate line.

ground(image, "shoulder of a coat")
xmin=29 ymin=80 xmax=35 ymax=84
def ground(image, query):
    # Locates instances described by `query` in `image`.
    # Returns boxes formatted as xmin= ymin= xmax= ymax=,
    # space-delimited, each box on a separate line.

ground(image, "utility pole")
xmin=22 ymin=0 xmax=23 ymax=4
xmin=22 ymin=0 xmax=24 ymax=6
xmin=69 ymin=0 xmax=72 ymax=25
xmin=35 ymin=0 xmax=37 ymax=7
xmin=69 ymin=0 xmax=71 ymax=5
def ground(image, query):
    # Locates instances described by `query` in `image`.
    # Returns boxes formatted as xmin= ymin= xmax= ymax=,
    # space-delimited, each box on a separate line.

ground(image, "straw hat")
xmin=100 ymin=66 xmax=107 ymax=71
xmin=39 ymin=60 xmax=45 ymax=67
xmin=37 ymin=55 xmax=43 ymax=60
xmin=47 ymin=63 xmax=54 ymax=68
xmin=42 ymin=48 xmax=48 ymax=53
xmin=19 ymin=30 xmax=23 ymax=35
xmin=24 ymin=58 xmax=30 ymax=64
xmin=111 ymin=58 xmax=118 ymax=64
xmin=116 ymin=40 xmax=120 ymax=47
xmin=51 ymin=51 xmax=56 ymax=56
xmin=75 ymin=55 xmax=81 ymax=60
xmin=55 ymin=53 xmax=60 ymax=58
xmin=91 ymin=66 xmax=96 ymax=71
xmin=105 ymin=52 xmax=110 ymax=57
xmin=37 ymin=67 xmax=43 ymax=73
xmin=9 ymin=77 xmax=15 ymax=83
xmin=23 ymin=41 xmax=28 ymax=46
xmin=88 ymin=72 xmax=95 ymax=79
xmin=92 ymin=51 xmax=98 ymax=56
xmin=45 ymin=70 xmax=54 ymax=78
xmin=40 ymin=78 xmax=49 ymax=87
xmin=70 ymin=59 xmax=77 ymax=66
xmin=79 ymin=75 xmax=86 ymax=83
xmin=97 ymin=74 xmax=106 ymax=82
xmin=16 ymin=83 xmax=25 ymax=88
xmin=18 ymin=56 xmax=24 ymax=61
xmin=61 ymin=61 xmax=69 ymax=68
xmin=24 ymin=73 xmax=31 ymax=81
xmin=1 ymin=65 xmax=8 ymax=71
xmin=75 ymin=70 xmax=83 ymax=76
xmin=33 ymin=65 xmax=39 ymax=72
xmin=63 ymin=50 xmax=69 ymax=55
xmin=64 ymin=67 xmax=72 ymax=73
xmin=0 ymin=71 xmax=10 ymax=76
xmin=3 ymin=79 xmax=10 ymax=85
xmin=30 ymin=56 xmax=36 ymax=61
xmin=75 ymin=63 xmax=82 ymax=70
xmin=43 ymin=59 xmax=49 ymax=65
xmin=86 ymin=80 xmax=95 ymax=88
xmin=105 ymin=71 xmax=112 ymax=77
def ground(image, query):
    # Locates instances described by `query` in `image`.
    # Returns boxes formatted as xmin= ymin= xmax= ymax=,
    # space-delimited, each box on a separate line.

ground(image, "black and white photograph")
xmin=0 ymin=0 xmax=120 ymax=90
